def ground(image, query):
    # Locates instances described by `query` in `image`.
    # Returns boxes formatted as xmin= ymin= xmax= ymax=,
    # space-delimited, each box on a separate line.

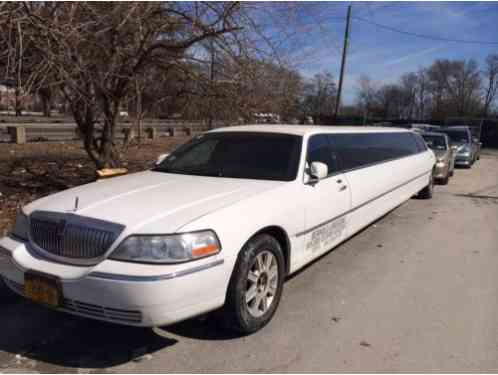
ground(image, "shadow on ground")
xmin=0 ymin=294 xmax=243 ymax=370
xmin=0 ymin=297 xmax=176 ymax=369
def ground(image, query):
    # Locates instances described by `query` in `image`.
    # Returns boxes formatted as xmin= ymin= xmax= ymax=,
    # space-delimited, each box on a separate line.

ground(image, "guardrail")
xmin=0 ymin=122 xmax=213 ymax=144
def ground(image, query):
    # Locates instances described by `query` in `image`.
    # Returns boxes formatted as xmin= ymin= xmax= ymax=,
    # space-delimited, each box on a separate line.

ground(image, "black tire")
xmin=223 ymin=234 xmax=285 ymax=334
xmin=449 ymin=169 xmax=454 ymax=177
xmin=440 ymin=175 xmax=449 ymax=185
xmin=417 ymin=171 xmax=434 ymax=199
xmin=0 ymin=278 xmax=17 ymax=300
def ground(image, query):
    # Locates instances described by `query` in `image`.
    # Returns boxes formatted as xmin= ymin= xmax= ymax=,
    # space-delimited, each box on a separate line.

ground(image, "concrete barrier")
xmin=7 ymin=126 xmax=26 ymax=144
xmin=0 ymin=121 xmax=212 ymax=143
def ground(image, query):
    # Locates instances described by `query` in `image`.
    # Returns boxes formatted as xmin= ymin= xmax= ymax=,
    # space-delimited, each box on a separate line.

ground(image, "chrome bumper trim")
xmin=88 ymin=259 xmax=224 ymax=282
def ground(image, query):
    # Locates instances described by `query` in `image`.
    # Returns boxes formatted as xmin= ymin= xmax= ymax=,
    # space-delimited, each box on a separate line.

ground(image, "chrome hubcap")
xmin=245 ymin=251 xmax=279 ymax=318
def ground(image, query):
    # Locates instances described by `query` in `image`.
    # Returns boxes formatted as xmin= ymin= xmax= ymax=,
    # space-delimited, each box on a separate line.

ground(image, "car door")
xmin=300 ymin=134 xmax=351 ymax=262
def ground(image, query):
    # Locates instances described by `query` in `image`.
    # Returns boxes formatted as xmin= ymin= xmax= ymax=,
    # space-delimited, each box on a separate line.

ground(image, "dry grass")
xmin=0 ymin=137 xmax=189 ymax=236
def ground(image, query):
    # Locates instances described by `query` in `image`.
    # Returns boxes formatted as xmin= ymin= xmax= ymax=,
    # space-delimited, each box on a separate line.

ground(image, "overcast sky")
xmin=284 ymin=2 xmax=498 ymax=104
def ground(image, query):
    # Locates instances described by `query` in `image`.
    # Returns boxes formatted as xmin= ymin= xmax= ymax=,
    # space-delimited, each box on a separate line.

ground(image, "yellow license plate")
xmin=24 ymin=273 xmax=61 ymax=307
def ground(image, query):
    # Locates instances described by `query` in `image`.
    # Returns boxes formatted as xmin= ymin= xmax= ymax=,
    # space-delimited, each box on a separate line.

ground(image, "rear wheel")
xmin=223 ymin=234 xmax=285 ymax=334
xmin=440 ymin=175 xmax=449 ymax=185
xmin=0 ymin=278 xmax=17 ymax=300
xmin=418 ymin=171 xmax=434 ymax=199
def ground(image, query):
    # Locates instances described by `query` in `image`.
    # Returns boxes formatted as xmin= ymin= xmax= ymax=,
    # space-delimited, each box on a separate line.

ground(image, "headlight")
xmin=110 ymin=230 xmax=221 ymax=264
xmin=11 ymin=211 xmax=29 ymax=241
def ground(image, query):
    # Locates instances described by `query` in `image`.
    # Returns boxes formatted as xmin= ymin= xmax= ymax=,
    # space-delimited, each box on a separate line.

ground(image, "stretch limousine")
xmin=0 ymin=125 xmax=435 ymax=333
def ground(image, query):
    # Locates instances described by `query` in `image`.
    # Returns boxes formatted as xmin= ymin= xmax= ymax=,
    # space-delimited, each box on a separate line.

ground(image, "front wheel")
xmin=223 ymin=234 xmax=285 ymax=334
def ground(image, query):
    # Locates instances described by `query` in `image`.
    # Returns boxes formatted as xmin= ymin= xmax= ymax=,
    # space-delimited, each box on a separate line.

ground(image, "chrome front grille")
xmin=29 ymin=210 xmax=125 ymax=260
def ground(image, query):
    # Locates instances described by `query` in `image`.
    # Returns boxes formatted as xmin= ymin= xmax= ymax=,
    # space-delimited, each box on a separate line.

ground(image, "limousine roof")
xmin=210 ymin=124 xmax=413 ymax=136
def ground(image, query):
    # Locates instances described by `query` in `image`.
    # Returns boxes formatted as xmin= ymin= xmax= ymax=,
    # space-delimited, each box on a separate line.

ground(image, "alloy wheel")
xmin=245 ymin=250 xmax=279 ymax=318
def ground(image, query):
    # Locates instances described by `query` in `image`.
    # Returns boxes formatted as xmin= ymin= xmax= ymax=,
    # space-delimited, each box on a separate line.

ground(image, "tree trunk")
xmin=39 ymin=89 xmax=52 ymax=117
xmin=14 ymin=87 xmax=22 ymax=116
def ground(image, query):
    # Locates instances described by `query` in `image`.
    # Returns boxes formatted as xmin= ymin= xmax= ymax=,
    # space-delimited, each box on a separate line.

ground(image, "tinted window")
xmin=154 ymin=132 xmax=302 ymax=181
xmin=422 ymin=134 xmax=447 ymax=150
xmin=440 ymin=129 xmax=470 ymax=144
xmin=413 ymin=133 xmax=428 ymax=152
xmin=329 ymin=132 xmax=420 ymax=171
xmin=307 ymin=134 xmax=338 ymax=175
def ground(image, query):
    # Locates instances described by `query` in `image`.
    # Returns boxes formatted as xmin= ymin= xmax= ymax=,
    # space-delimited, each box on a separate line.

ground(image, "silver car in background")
xmin=437 ymin=126 xmax=477 ymax=168
xmin=422 ymin=132 xmax=454 ymax=185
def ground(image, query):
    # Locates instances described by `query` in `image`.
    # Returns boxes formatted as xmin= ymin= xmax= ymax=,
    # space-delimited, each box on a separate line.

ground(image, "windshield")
xmin=422 ymin=135 xmax=447 ymax=150
xmin=153 ymin=132 xmax=302 ymax=181
xmin=442 ymin=130 xmax=470 ymax=144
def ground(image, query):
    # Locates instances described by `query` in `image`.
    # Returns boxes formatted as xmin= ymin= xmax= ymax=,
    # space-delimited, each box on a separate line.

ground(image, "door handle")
xmin=336 ymin=179 xmax=343 ymax=184
xmin=339 ymin=185 xmax=347 ymax=191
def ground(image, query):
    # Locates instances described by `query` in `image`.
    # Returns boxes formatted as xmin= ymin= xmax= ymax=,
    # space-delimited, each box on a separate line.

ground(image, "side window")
xmin=413 ymin=133 xmax=427 ymax=152
xmin=392 ymin=133 xmax=420 ymax=155
xmin=330 ymin=132 xmax=420 ymax=172
xmin=329 ymin=134 xmax=366 ymax=170
xmin=307 ymin=134 xmax=338 ymax=175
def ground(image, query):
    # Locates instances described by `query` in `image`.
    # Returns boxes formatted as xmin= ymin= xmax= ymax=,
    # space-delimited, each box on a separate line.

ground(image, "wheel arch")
xmin=248 ymin=225 xmax=292 ymax=276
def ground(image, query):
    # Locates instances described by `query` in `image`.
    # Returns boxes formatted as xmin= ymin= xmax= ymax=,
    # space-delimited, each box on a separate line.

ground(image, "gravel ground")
xmin=0 ymin=149 xmax=497 ymax=373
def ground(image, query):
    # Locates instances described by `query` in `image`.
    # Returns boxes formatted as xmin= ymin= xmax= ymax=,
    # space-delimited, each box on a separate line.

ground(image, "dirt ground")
xmin=0 ymin=137 xmax=189 ymax=236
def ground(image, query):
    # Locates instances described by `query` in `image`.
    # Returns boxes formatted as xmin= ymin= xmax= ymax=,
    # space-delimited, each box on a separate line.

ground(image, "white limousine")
xmin=0 ymin=125 xmax=436 ymax=333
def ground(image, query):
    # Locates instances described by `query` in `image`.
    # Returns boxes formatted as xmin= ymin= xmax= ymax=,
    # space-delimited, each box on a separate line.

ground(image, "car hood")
xmin=24 ymin=171 xmax=283 ymax=233
xmin=450 ymin=141 xmax=467 ymax=148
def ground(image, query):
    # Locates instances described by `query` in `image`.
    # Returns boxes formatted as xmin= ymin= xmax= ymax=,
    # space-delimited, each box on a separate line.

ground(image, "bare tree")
xmin=2 ymin=2 xmax=242 ymax=169
xmin=483 ymin=54 xmax=498 ymax=117
xmin=400 ymin=72 xmax=418 ymax=119
xmin=301 ymin=71 xmax=336 ymax=122
xmin=414 ymin=68 xmax=430 ymax=120
xmin=356 ymin=75 xmax=377 ymax=118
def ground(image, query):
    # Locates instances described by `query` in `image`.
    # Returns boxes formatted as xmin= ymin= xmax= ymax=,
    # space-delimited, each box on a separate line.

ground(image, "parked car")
xmin=437 ymin=126 xmax=478 ymax=168
xmin=411 ymin=124 xmax=441 ymax=133
xmin=0 ymin=125 xmax=436 ymax=333
xmin=421 ymin=132 xmax=454 ymax=184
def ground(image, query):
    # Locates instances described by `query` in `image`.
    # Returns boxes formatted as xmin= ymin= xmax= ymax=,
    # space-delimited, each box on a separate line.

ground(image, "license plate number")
xmin=24 ymin=273 xmax=61 ymax=307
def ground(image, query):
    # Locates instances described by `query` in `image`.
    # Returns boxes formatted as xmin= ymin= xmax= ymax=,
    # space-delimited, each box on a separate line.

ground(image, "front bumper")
xmin=0 ymin=236 xmax=230 ymax=327
xmin=455 ymin=154 xmax=472 ymax=166
xmin=434 ymin=163 xmax=449 ymax=179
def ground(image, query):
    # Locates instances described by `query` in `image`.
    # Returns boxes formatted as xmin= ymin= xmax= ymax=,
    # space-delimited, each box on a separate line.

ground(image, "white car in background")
xmin=0 ymin=125 xmax=435 ymax=333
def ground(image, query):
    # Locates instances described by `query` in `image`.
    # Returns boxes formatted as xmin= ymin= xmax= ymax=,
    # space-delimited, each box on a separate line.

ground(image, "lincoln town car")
xmin=0 ymin=125 xmax=436 ymax=333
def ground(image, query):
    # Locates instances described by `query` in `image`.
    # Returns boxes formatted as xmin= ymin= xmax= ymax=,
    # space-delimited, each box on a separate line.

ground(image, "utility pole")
xmin=334 ymin=4 xmax=352 ymax=121
xmin=208 ymin=38 xmax=215 ymax=129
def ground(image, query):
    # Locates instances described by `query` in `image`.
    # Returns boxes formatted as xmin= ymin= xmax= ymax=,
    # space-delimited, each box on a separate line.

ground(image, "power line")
xmin=353 ymin=16 xmax=498 ymax=45
xmin=355 ymin=2 xmax=401 ymax=18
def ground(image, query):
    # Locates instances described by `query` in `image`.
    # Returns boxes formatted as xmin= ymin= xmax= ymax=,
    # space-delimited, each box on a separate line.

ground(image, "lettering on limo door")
xmin=306 ymin=216 xmax=347 ymax=253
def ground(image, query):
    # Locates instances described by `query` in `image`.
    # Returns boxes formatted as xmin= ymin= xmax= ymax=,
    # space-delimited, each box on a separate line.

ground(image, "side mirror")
xmin=307 ymin=161 xmax=328 ymax=184
xmin=155 ymin=153 xmax=169 ymax=166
